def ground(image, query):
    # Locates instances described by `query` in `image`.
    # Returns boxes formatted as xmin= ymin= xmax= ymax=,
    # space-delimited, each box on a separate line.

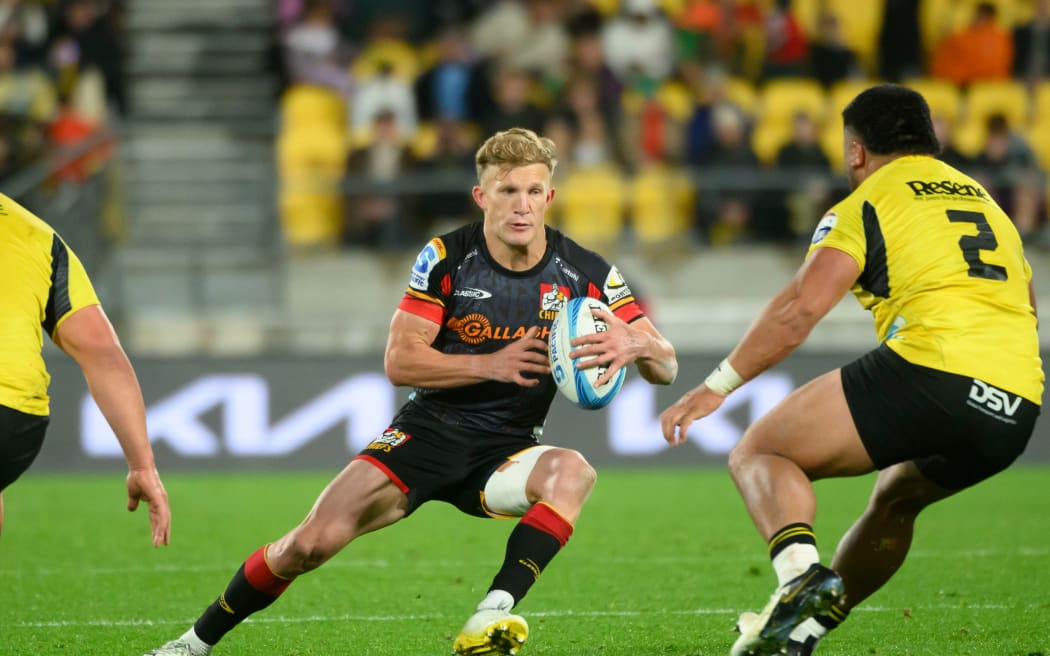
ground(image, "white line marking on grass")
xmin=11 ymin=604 xmax=1018 ymax=630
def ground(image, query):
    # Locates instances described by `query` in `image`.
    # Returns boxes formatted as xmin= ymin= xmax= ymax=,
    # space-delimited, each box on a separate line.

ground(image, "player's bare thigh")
xmin=268 ymin=459 xmax=408 ymax=576
xmin=731 ymin=369 xmax=875 ymax=480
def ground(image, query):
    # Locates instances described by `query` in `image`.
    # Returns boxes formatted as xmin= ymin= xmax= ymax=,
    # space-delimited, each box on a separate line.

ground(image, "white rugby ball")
xmin=548 ymin=297 xmax=625 ymax=410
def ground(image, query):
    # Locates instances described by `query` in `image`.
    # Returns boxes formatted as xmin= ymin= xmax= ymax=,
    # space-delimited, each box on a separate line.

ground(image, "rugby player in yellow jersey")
xmin=661 ymin=84 xmax=1042 ymax=655
xmin=0 ymin=193 xmax=170 ymax=547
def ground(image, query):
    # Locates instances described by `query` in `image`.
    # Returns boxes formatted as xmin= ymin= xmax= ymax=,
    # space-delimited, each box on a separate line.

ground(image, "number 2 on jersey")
xmin=947 ymin=210 xmax=1008 ymax=281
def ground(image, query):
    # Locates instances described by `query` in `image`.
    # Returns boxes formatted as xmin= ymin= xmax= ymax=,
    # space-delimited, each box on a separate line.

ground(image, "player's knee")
xmin=546 ymin=449 xmax=597 ymax=499
xmin=278 ymin=529 xmax=346 ymax=575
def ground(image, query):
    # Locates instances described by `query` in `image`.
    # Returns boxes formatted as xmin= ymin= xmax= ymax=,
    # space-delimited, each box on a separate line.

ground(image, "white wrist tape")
xmin=704 ymin=358 xmax=745 ymax=395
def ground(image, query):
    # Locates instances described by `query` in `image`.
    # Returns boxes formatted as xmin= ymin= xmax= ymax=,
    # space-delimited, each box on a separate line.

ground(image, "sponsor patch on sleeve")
xmin=810 ymin=212 xmax=838 ymax=245
xmin=410 ymin=238 xmax=447 ymax=291
xmin=603 ymin=266 xmax=632 ymax=303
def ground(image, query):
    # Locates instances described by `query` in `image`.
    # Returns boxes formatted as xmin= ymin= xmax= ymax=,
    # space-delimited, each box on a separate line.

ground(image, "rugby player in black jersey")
xmin=144 ymin=128 xmax=678 ymax=656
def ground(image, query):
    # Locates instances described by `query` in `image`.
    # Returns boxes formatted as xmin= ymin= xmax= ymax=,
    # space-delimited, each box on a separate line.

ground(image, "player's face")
xmin=473 ymin=163 xmax=555 ymax=250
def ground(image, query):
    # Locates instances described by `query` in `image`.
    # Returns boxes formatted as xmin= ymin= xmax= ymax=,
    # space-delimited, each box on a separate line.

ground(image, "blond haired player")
xmin=661 ymin=85 xmax=1042 ymax=655
xmin=144 ymin=128 xmax=677 ymax=656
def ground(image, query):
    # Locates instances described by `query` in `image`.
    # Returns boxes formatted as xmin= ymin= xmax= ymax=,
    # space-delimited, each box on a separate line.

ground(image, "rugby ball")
xmin=548 ymin=297 xmax=625 ymax=409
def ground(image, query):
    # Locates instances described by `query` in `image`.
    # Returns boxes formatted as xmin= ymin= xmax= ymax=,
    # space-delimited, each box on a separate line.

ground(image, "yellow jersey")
xmin=809 ymin=156 xmax=1043 ymax=404
xmin=0 ymin=193 xmax=100 ymax=416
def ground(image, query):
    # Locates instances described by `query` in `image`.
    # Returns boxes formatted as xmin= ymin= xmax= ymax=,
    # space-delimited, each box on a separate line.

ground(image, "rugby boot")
xmin=730 ymin=563 xmax=843 ymax=656
xmin=452 ymin=608 xmax=529 ymax=655
xmin=142 ymin=637 xmax=212 ymax=656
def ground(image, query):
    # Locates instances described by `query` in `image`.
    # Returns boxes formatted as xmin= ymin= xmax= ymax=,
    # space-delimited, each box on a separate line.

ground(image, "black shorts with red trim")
xmin=0 ymin=404 xmax=49 ymax=492
xmin=353 ymin=411 xmax=541 ymax=517
xmin=841 ymin=344 xmax=1040 ymax=490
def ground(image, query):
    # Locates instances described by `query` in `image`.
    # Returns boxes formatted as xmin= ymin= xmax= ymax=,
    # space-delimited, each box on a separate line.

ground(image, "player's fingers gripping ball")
xmin=549 ymin=297 xmax=626 ymax=409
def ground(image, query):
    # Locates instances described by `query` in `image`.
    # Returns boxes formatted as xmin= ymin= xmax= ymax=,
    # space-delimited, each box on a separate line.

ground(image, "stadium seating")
xmin=757 ymin=78 xmax=827 ymax=126
xmin=629 ymin=162 xmax=695 ymax=247
xmin=903 ymin=77 xmax=963 ymax=124
xmin=555 ymin=163 xmax=626 ymax=252
xmin=791 ymin=0 xmax=885 ymax=74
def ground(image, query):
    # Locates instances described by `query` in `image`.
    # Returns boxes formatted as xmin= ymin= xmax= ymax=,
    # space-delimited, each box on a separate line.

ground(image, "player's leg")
xmin=145 ymin=459 xmax=407 ymax=656
xmin=728 ymin=369 xmax=867 ymax=656
xmin=453 ymin=445 xmax=594 ymax=655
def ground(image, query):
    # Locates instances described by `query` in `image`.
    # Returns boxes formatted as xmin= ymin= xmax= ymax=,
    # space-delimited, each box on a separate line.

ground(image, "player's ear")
xmin=546 ymin=187 xmax=556 ymax=205
xmin=846 ymin=139 xmax=865 ymax=170
xmin=471 ymin=185 xmax=486 ymax=210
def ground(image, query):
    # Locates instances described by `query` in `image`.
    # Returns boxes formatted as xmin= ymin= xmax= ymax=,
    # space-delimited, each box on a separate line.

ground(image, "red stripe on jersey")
xmin=612 ymin=300 xmax=644 ymax=324
xmin=244 ymin=546 xmax=292 ymax=596
xmin=441 ymin=273 xmax=451 ymax=297
xmin=587 ymin=282 xmax=601 ymax=298
xmin=520 ymin=502 xmax=574 ymax=547
xmin=354 ymin=454 xmax=410 ymax=494
xmin=398 ymin=295 xmax=445 ymax=324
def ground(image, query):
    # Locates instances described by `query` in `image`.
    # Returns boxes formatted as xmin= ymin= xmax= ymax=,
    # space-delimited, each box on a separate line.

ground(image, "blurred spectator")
xmin=808 ymin=12 xmax=859 ymax=88
xmin=352 ymin=60 xmax=418 ymax=142
xmin=775 ymin=112 xmax=831 ymax=241
xmin=684 ymin=64 xmax=741 ymax=165
xmin=414 ymin=27 xmax=477 ymax=122
xmin=478 ymin=67 xmax=544 ymax=137
xmin=931 ymin=2 xmax=1013 ymax=86
xmin=0 ymin=39 xmax=56 ymax=120
xmin=470 ymin=0 xmax=568 ymax=80
xmin=0 ymin=134 xmax=11 ymax=183
xmin=49 ymin=0 xmax=126 ymax=116
xmin=673 ymin=0 xmax=764 ymax=77
xmin=760 ymin=0 xmax=808 ymax=79
xmin=414 ymin=119 xmax=476 ymax=228
xmin=557 ymin=112 xmax=624 ymax=253
xmin=282 ymin=0 xmax=351 ymax=94
xmin=695 ymin=103 xmax=759 ymax=245
xmin=0 ymin=0 xmax=49 ymax=67
xmin=48 ymin=89 xmax=102 ymax=185
xmin=877 ymin=0 xmax=922 ymax=81
xmin=932 ymin=114 xmax=973 ymax=172
xmin=563 ymin=30 xmax=622 ymax=125
xmin=601 ymin=0 xmax=676 ymax=86
xmin=972 ymin=113 xmax=1045 ymax=240
xmin=344 ymin=110 xmax=419 ymax=248
xmin=1013 ymin=0 xmax=1050 ymax=83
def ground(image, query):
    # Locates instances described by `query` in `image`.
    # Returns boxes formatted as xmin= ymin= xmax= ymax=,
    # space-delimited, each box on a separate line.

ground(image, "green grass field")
xmin=2 ymin=467 xmax=1048 ymax=656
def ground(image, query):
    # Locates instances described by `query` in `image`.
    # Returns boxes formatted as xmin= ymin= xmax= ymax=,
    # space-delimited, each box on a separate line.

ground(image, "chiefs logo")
xmin=364 ymin=428 xmax=411 ymax=453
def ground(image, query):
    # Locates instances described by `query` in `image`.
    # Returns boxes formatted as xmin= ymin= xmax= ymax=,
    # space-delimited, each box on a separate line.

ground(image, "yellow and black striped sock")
xmin=768 ymin=522 xmax=817 ymax=560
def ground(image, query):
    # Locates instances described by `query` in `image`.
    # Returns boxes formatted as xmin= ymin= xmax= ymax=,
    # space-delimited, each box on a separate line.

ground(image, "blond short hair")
xmin=474 ymin=127 xmax=558 ymax=182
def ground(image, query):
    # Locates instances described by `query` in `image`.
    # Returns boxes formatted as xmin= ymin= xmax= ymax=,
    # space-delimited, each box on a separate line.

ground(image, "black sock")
xmin=194 ymin=545 xmax=293 ymax=645
xmin=768 ymin=522 xmax=817 ymax=560
xmin=488 ymin=503 xmax=573 ymax=605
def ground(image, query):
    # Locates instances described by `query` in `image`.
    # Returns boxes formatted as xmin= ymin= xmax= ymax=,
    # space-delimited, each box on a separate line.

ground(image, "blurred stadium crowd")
xmin=0 ymin=0 xmax=124 ymax=186
xmin=275 ymin=0 xmax=1050 ymax=255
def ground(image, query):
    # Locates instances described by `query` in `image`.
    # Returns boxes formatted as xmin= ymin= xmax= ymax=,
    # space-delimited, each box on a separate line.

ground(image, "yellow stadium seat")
xmin=629 ymin=163 xmax=695 ymax=245
xmin=964 ymin=79 xmax=1030 ymax=129
xmin=556 ymin=164 xmax=625 ymax=251
xmin=758 ymin=78 xmax=827 ymax=125
xmin=751 ymin=119 xmax=793 ymax=166
xmin=722 ymin=76 xmax=758 ymax=117
xmin=1033 ymin=81 xmax=1050 ymax=124
xmin=902 ymin=77 xmax=962 ymax=124
xmin=277 ymin=122 xmax=350 ymax=248
xmin=350 ymin=39 xmax=419 ymax=83
xmin=657 ymin=81 xmax=696 ymax=122
xmin=951 ymin=118 xmax=986 ymax=159
xmin=281 ymin=84 xmax=347 ymax=131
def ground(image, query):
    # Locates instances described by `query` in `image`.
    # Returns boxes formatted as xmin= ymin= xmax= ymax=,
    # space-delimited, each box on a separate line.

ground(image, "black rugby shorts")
xmin=841 ymin=344 xmax=1039 ymax=490
xmin=0 ymin=404 xmax=49 ymax=492
xmin=353 ymin=413 xmax=541 ymax=517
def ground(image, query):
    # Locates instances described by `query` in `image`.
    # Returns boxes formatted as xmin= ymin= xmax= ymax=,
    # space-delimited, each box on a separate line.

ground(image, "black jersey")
xmin=395 ymin=222 xmax=645 ymax=438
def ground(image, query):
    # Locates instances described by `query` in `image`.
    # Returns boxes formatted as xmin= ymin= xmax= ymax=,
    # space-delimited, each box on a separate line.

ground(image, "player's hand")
xmin=489 ymin=326 xmax=550 ymax=387
xmin=568 ymin=308 xmax=637 ymax=387
xmin=127 ymin=467 xmax=171 ymax=547
xmin=660 ymin=384 xmax=726 ymax=446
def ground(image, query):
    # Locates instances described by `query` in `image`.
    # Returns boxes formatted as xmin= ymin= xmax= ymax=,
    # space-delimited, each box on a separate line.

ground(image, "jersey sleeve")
xmin=44 ymin=235 xmax=100 ymax=336
xmin=398 ymin=236 xmax=452 ymax=324
xmin=806 ymin=199 xmax=866 ymax=272
xmin=594 ymin=264 xmax=645 ymax=323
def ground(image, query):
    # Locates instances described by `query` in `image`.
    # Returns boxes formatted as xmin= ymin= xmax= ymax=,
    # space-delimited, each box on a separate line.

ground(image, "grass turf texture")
xmin=2 ymin=467 xmax=1048 ymax=656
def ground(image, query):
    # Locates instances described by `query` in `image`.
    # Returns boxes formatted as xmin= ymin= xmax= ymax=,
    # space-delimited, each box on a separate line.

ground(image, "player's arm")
xmin=52 ymin=305 xmax=171 ymax=546
xmin=725 ymin=247 xmax=858 ymax=379
xmin=571 ymin=314 xmax=677 ymax=386
xmin=385 ymin=309 xmax=550 ymax=388
xmin=660 ymin=247 xmax=858 ymax=444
